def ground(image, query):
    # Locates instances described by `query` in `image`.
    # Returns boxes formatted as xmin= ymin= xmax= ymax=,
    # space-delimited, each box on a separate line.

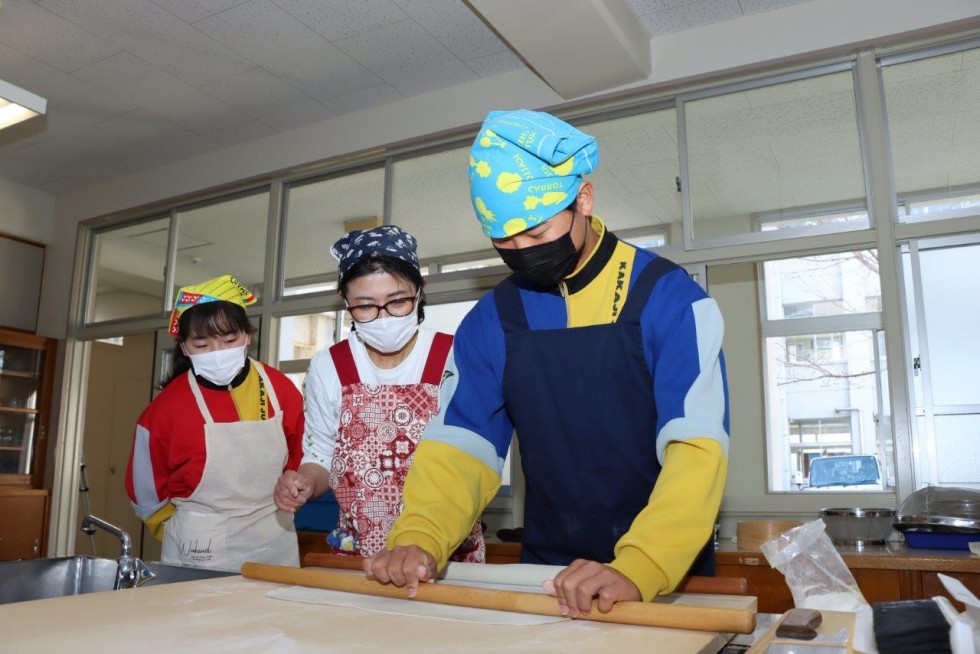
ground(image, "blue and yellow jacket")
xmin=389 ymin=217 xmax=730 ymax=600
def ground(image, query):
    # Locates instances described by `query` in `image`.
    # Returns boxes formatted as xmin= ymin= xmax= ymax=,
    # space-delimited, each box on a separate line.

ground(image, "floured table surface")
xmin=0 ymin=575 xmax=753 ymax=653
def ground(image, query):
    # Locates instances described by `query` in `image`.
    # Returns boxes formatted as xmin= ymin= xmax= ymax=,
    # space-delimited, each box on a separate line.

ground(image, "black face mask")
xmin=494 ymin=214 xmax=583 ymax=289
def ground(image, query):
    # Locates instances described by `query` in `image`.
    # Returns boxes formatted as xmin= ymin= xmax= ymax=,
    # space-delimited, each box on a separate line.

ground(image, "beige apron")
xmin=162 ymin=359 xmax=299 ymax=572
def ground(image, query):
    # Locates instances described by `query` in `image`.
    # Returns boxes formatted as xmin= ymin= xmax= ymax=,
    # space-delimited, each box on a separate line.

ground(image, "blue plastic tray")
xmin=903 ymin=531 xmax=979 ymax=551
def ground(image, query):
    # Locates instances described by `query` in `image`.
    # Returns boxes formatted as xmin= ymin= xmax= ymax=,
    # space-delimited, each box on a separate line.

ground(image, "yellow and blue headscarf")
xmin=468 ymin=109 xmax=600 ymax=238
xmin=169 ymin=274 xmax=256 ymax=336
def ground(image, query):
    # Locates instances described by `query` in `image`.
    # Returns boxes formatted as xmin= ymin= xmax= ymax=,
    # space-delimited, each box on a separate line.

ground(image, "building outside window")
xmin=762 ymin=250 xmax=889 ymax=491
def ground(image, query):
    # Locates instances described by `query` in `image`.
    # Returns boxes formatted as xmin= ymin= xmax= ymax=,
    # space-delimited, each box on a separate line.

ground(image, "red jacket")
xmin=125 ymin=361 xmax=304 ymax=521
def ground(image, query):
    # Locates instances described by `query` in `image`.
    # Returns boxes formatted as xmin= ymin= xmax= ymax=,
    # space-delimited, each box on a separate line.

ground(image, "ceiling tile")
xmin=321 ymin=83 xmax=404 ymax=115
xmin=93 ymin=109 xmax=217 ymax=159
xmin=72 ymin=52 xmax=252 ymax=135
xmin=638 ymin=0 xmax=743 ymax=37
xmin=0 ymin=42 xmax=138 ymax=124
xmin=210 ymin=120 xmax=279 ymax=147
xmin=40 ymin=0 xmax=254 ymax=86
xmin=464 ymin=50 xmax=524 ymax=78
xmin=205 ymin=67 xmax=335 ymax=131
xmin=335 ymin=19 xmax=477 ymax=95
xmin=628 ymin=0 xmax=668 ymax=16
xmin=43 ymin=116 xmax=154 ymax=164
xmin=392 ymin=0 xmax=507 ymax=61
xmin=262 ymin=45 xmax=384 ymax=103
xmin=149 ymin=0 xmax=252 ymax=23
xmin=738 ymin=0 xmax=811 ymax=15
xmin=194 ymin=0 xmax=325 ymax=63
xmin=38 ymin=179 xmax=86 ymax=194
xmin=114 ymin=150 xmax=185 ymax=173
xmin=0 ymin=140 xmax=122 ymax=186
xmin=271 ymin=0 xmax=407 ymax=42
xmin=0 ymin=0 xmax=120 ymax=72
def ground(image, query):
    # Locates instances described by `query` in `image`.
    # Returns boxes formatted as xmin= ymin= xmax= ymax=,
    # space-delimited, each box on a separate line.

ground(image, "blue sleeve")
xmin=419 ymin=291 xmax=514 ymax=473
xmin=639 ymin=264 xmax=730 ymax=464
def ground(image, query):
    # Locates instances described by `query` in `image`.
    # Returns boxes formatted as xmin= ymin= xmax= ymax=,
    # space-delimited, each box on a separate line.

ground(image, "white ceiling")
xmin=0 ymin=0 xmax=818 ymax=195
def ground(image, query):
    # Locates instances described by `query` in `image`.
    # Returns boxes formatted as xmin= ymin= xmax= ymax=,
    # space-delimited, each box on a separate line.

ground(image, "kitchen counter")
xmin=718 ymin=539 xmax=980 ymax=571
xmin=716 ymin=539 xmax=980 ymax=613
xmin=0 ymin=575 xmax=750 ymax=653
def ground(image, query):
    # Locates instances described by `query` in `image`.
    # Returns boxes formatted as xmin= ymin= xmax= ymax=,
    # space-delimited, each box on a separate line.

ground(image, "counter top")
xmin=717 ymin=539 xmax=980 ymax=572
xmin=0 ymin=575 xmax=747 ymax=653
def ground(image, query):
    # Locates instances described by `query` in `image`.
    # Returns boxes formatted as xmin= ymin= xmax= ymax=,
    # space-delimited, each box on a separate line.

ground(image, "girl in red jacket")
xmin=126 ymin=275 xmax=304 ymax=572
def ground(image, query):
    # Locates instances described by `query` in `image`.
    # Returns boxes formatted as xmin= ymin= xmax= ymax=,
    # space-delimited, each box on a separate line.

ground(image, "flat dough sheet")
xmin=268 ymin=586 xmax=566 ymax=626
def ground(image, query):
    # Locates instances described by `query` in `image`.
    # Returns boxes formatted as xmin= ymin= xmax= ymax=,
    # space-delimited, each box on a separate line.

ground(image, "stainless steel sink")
xmin=0 ymin=556 xmax=235 ymax=605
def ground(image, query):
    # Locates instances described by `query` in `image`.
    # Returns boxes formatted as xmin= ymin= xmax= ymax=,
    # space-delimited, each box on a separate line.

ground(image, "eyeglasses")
xmin=345 ymin=294 xmax=418 ymax=323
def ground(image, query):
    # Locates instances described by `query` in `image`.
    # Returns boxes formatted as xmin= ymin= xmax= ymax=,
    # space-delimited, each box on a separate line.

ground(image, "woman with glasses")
xmin=274 ymin=225 xmax=485 ymax=562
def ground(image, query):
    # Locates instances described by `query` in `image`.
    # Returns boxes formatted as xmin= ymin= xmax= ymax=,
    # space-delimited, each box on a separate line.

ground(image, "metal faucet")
xmin=80 ymin=515 xmax=156 ymax=589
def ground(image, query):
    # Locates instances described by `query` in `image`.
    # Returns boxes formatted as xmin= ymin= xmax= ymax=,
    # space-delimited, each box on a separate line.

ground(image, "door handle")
xmin=33 ymin=539 xmax=40 ymax=557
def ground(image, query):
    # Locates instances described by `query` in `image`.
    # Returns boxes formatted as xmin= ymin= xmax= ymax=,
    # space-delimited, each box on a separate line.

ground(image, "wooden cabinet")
xmin=0 ymin=328 xmax=57 ymax=488
xmin=717 ymin=541 xmax=980 ymax=613
xmin=0 ymin=488 xmax=48 ymax=560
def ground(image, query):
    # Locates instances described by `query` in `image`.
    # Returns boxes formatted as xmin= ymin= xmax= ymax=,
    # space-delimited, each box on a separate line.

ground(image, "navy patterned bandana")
xmin=330 ymin=225 xmax=421 ymax=285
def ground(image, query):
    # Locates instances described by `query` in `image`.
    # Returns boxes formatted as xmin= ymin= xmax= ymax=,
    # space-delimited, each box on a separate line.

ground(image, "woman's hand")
xmin=274 ymin=470 xmax=315 ymax=512
xmin=543 ymin=559 xmax=641 ymax=617
xmin=363 ymin=545 xmax=438 ymax=598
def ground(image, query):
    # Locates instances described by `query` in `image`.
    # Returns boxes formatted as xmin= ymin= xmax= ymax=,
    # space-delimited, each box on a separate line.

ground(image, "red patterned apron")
xmin=327 ymin=333 xmax=485 ymax=562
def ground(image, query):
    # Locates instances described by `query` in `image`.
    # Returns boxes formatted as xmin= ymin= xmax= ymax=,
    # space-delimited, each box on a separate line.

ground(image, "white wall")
xmin=0 ymin=176 xmax=55 ymax=244
xmin=0 ymin=176 xmax=55 ymax=333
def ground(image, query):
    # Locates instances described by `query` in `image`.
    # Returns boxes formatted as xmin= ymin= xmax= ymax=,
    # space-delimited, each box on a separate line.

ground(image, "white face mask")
xmin=355 ymin=312 xmax=419 ymax=354
xmin=188 ymin=344 xmax=248 ymax=386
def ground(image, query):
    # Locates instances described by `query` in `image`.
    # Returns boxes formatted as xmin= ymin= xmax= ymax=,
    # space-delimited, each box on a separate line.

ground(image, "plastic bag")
xmin=761 ymin=519 xmax=877 ymax=653
xmin=761 ymin=519 xmax=866 ymax=610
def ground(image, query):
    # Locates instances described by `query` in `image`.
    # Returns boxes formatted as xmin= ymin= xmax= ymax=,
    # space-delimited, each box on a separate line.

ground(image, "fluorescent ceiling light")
xmin=0 ymin=78 xmax=47 ymax=130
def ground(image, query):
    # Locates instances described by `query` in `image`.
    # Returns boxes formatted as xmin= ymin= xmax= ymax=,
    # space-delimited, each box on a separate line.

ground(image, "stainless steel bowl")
xmin=820 ymin=508 xmax=896 ymax=546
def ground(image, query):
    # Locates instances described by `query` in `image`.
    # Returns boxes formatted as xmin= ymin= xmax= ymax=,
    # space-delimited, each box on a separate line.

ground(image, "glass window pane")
xmin=173 ymin=191 xmax=270 ymax=301
xmin=766 ymin=330 xmax=882 ymax=491
xmin=278 ymin=312 xmax=342 ymax=362
xmin=764 ymin=250 xmax=881 ymax=320
xmin=685 ymin=70 xmax=868 ymax=241
xmin=585 ymin=109 xmax=680 ymax=233
xmin=883 ymin=47 xmax=980 ymax=223
xmin=392 ymin=146 xmax=488 ymax=261
xmin=933 ymin=414 xmax=980 ymax=484
xmin=87 ymin=216 xmax=170 ymax=322
xmin=283 ymin=167 xmax=385 ymax=297
xmin=918 ymin=243 xmax=980 ymax=407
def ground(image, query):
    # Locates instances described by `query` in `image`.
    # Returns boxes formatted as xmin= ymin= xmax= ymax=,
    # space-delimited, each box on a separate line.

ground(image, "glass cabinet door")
xmin=0 ymin=345 xmax=45 ymax=476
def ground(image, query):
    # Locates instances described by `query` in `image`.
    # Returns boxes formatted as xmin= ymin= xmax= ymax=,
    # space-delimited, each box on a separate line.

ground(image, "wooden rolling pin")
xmin=241 ymin=562 xmax=756 ymax=634
xmin=302 ymin=553 xmax=749 ymax=597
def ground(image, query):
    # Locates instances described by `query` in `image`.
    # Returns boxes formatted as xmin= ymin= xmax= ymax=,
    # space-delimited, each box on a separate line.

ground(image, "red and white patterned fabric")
xmin=327 ymin=332 xmax=484 ymax=561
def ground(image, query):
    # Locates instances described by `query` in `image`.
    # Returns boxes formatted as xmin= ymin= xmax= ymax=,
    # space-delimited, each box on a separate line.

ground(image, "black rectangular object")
xmin=872 ymin=600 xmax=951 ymax=654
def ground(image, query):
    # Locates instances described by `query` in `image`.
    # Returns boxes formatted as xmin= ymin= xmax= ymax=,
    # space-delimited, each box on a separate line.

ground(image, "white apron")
xmin=162 ymin=360 xmax=299 ymax=572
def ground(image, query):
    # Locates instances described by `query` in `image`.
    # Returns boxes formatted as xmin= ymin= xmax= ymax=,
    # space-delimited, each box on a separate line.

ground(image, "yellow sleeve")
xmin=387 ymin=440 xmax=500 ymax=569
xmin=144 ymin=503 xmax=175 ymax=541
xmin=608 ymin=437 xmax=727 ymax=601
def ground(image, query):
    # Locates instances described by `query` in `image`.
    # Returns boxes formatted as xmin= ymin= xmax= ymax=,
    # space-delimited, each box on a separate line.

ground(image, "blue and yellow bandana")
xmin=468 ymin=109 xmax=600 ymax=238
